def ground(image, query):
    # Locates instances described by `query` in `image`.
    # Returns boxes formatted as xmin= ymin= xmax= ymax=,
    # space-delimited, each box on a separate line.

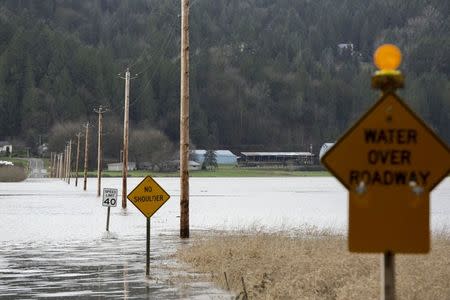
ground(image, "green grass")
xmin=85 ymin=165 xmax=330 ymax=177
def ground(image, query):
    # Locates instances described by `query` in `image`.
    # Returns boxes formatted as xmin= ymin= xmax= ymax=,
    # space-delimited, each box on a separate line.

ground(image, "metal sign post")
xmin=103 ymin=188 xmax=118 ymax=232
xmin=127 ymin=176 xmax=171 ymax=277
xmin=146 ymin=218 xmax=150 ymax=277
xmin=382 ymin=252 xmax=395 ymax=300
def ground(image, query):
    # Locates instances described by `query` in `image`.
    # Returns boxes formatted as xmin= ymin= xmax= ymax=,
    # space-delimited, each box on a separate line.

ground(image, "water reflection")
xmin=0 ymin=233 xmax=231 ymax=299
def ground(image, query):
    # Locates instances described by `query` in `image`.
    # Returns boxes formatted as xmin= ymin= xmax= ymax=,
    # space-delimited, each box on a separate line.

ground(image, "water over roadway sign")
xmin=127 ymin=176 xmax=171 ymax=218
xmin=321 ymin=92 xmax=450 ymax=253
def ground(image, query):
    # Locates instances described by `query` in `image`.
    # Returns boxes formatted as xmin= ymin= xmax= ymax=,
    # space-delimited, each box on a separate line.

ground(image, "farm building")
xmin=191 ymin=150 xmax=238 ymax=165
xmin=319 ymin=143 xmax=335 ymax=160
xmin=107 ymin=162 xmax=137 ymax=171
xmin=238 ymin=152 xmax=315 ymax=167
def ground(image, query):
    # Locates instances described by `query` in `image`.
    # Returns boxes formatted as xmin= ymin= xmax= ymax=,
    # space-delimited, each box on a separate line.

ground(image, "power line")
xmin=126 ymin=19 xmax=178 ymax=110
xmin=106 ymin=17 xmax=177 ymax=115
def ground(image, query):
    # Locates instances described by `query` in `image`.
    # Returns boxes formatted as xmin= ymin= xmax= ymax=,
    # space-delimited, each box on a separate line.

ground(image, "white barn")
xmin=107 ymin=162 xmax=137 ymax=171
xmin=319 ymin=143 xmax=335 ymax=160
xmin=191 ymin=150 xmax=238 ymax=165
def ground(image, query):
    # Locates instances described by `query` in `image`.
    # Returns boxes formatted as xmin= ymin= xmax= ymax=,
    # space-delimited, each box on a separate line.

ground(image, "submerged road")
xmin=28 ymin=158 xmax=47 ymax=178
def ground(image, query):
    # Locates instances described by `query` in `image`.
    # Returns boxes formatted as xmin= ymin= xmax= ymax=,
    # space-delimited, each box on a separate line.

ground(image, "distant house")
xmin=0 ymin=141 xmax=12 ymax=155
xmin=337 ymin=43 xmax=354 ymax=56
xmin=189 ymin=161 xmax=201 ymax=170
xmin=38 ymin=143 xmax=48 ymax=156
xmin=191 ymin=150 xmax=238 ymax=165
xmin=161 ymin=160 xmax=201 ymax=171
xmin=107 ymin=162 xmax=137 ymax=171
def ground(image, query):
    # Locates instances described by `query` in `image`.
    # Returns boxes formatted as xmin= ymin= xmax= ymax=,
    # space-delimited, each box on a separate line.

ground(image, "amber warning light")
xmin=374 ymin=44 xmax=402 ymax=74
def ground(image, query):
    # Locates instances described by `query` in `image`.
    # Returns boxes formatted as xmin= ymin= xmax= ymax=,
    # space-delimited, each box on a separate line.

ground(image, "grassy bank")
xmin=89 ymin=165 xmax=330 ymax=178
xmin=0 ymin=165 xmax=27 ymax=182
xmin=176 ymin=230 xmax=450 ymax=299
xmin=0 ymin=158 xmax=29 ymax=182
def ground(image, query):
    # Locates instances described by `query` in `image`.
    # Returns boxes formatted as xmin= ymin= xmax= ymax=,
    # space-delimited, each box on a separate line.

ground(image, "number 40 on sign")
xmin=103 ymin=188 xmax=118 ymax=207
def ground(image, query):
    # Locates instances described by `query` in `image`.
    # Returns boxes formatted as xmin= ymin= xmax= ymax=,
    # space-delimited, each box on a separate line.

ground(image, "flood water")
xmin=1 ymin=177 xmax=449 ymax=298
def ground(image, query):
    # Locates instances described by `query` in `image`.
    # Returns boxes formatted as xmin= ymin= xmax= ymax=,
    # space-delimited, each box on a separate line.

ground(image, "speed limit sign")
xmin=102 ymin=188 xmax=118 ymax=207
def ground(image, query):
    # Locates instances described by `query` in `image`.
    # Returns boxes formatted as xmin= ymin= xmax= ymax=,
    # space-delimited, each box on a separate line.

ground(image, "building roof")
xmin=319 ymin=143 xmax=335 ymax=159
xmin=0 ymin=141 xmax=11 ymax=147
xmin=241 ymin=152 xmax=314 ymax=157
xmin=191 ymin=150 xmax=237 ymax=157
xmin=107 ymin=162 xmax=136 ymax=166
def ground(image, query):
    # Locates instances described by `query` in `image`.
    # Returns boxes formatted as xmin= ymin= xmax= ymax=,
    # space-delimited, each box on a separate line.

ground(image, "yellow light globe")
xmin=374 ymin=44 xmax=402 ymax=70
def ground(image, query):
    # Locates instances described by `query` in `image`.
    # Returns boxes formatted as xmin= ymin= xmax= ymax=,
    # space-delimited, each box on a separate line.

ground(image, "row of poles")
xmin=48 ymin=67 xmax=130 ymax=203
xmin=48 ymin=104 xmax=117 ymax=194
xmin=48 ymin=107 xmax=102 ymax=195
xmin=47 ymin=0 xmax=191 ymax=239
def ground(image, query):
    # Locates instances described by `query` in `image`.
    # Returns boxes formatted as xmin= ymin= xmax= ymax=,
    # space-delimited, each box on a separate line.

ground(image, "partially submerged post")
xmin=67 ymin=140 xmax=72 ymax=184
xmin=64 ymin=145 xmax=68 ymax=181
xmin=75 ymin=132 xmax=82 ymax=186
xmin=55 ymin=153 xmax=59 ymax=178
xmin=102 ymin=188 xmax=118 ymax=232
xmin=49 ymin=152 xmax=53 ymax=178
xmin=121 ymin=68 xmax=130 ymax=209
xmin=95 ymin=105 xmax=108 ymax=197
xmin=83 ymin=122 xmax=90 ymax=191
xmin=51 ymin=152 xmax=56 ymax=178
xmin=180 ymin=0 xmax=190 ymax=239
xmin=57 ymin=153 xmax=61 ymax=179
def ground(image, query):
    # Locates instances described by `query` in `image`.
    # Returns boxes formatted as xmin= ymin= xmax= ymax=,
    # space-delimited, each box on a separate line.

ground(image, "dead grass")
xmin=176 ymin=229 xmax=450 ymax=299
xmin=0 ymin=166 xmax=27 ymax=182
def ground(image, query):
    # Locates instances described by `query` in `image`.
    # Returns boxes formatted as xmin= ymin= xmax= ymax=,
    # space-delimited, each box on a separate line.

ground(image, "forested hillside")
xmin=0 ymin=0 xmax=448 ymax=161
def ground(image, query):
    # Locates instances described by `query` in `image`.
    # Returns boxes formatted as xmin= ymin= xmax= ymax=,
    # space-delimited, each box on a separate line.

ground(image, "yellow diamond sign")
xmin=321 ymin=92 xmax=450 ymax=253
xmin=322 ymin=93 xmax=449 ymax=193
xmin=127 ymin=176 xmax=171 ymax=218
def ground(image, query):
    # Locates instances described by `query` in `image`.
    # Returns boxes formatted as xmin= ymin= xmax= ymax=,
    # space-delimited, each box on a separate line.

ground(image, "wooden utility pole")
xmin=121 ymin=68 xmax=130 ymax=209
xmin=64 ymin=145 xmax=68 ymax=182
xmin=180 ymin=0 xmax=190 ymax=239
xmin=83 ymin=122 xmax=90 ymax=191
xmin=61 ymin=148 xmax=65 ymax=180
xmin=60 ymin=152 xmax=64 ymax=179
xmin=50 ymin=152 xmax=53 ymax=177
xmin=75 ymin=132 xmax=82 ymax=187
xmin=94 ymin=105 xmax=108 ymax=197
xmin=61 ymin=152 xmax=65 ymax=179
xmin=57 ymin=153 xmax=61 ymax=179
xmin=54 ymin=152 xmax=58 ymax=178
xmin=67 ymin=140 xmax=72 ymax=184
xmin=55 ymin=153 xmax=59 ymax=178
xmin=52 ymin=152 xmax=56 ymax=178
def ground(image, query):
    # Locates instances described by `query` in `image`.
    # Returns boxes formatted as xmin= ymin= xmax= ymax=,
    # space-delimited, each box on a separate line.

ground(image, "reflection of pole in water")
xmin=123 ymin=262 xmax=129 ymax=300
